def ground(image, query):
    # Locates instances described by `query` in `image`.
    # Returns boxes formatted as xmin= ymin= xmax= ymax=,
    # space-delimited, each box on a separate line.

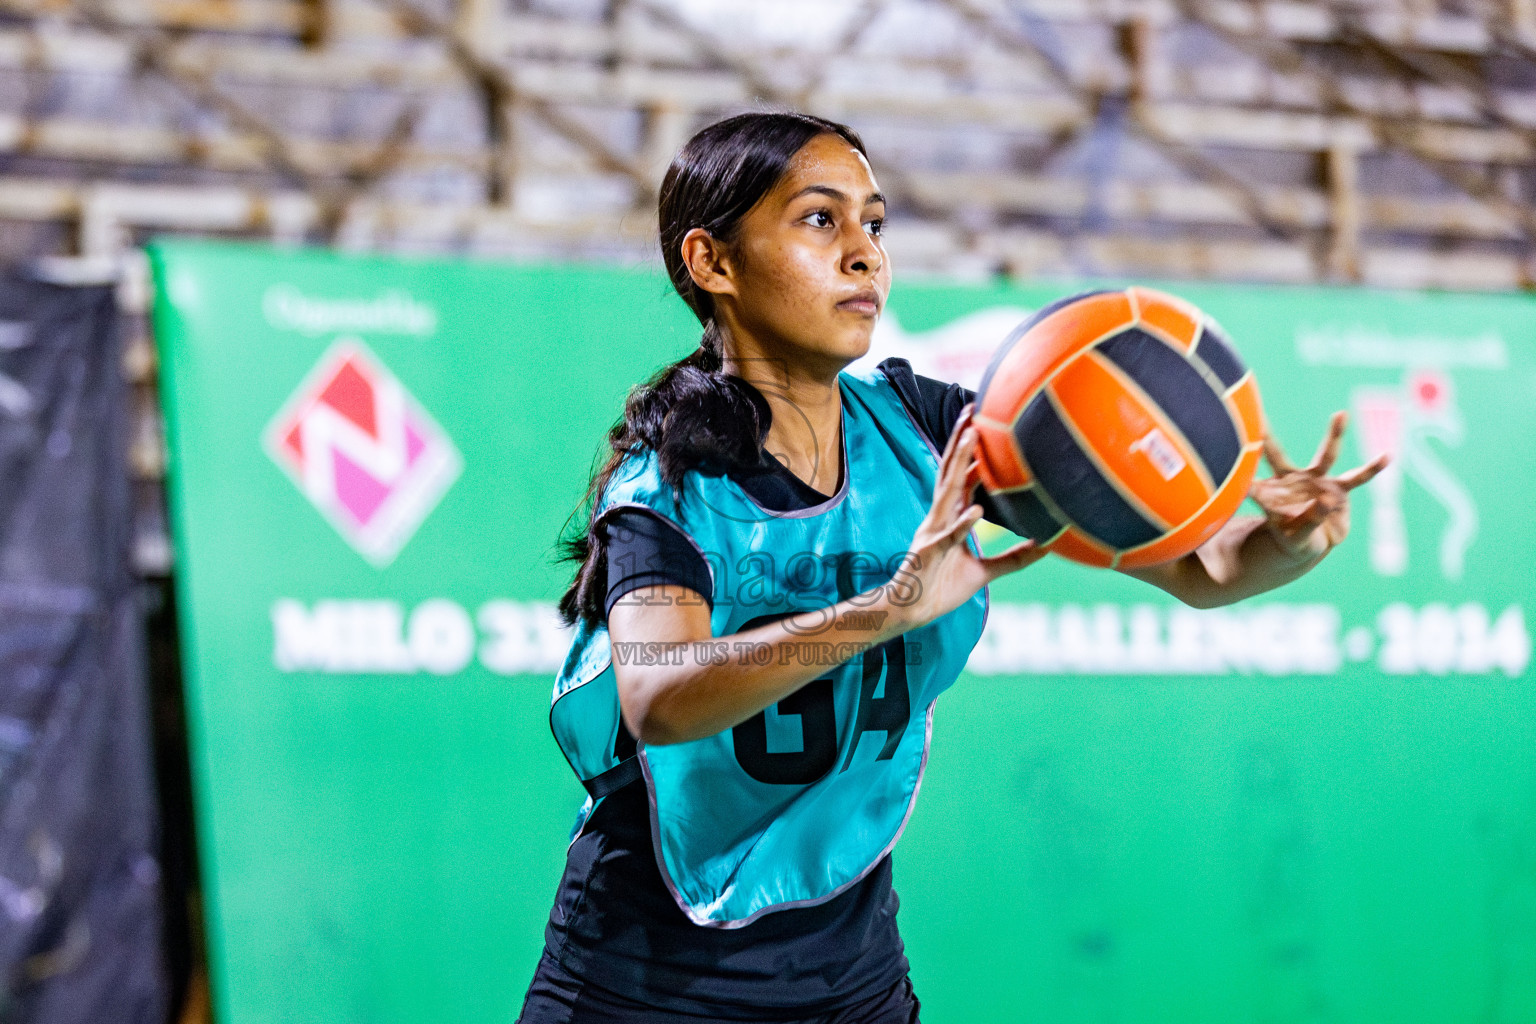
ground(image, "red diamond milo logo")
xmin=263 ymin=338 xmax=462 ymax=567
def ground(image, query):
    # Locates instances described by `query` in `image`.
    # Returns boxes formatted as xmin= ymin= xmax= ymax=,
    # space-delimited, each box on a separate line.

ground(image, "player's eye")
xmin=864 ymin=216 xmax=885 ymax=237
xmin=802 ymin=209 xmax=834 ymax=229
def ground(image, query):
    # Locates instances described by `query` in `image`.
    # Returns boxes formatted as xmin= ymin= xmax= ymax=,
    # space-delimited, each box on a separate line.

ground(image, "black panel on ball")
xmin=1013 ymin=393 xmax=1163 ymax=549
xmin=989 ymin=486 xmax=1065 ymax=544
xmin=1096 ymin=328 xmax=1241 ymax=484
xmin=1192 ymin=323 xmax=1246 ymax=389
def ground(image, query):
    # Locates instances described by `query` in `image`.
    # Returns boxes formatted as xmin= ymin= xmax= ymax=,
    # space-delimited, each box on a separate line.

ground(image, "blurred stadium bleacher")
xmin=0 ymin=0 xmax=1532 ymax=289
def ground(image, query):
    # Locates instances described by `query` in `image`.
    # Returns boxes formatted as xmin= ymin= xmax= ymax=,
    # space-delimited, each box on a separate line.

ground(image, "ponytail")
xmin=556 ymin=324 xmax=770 ymax=625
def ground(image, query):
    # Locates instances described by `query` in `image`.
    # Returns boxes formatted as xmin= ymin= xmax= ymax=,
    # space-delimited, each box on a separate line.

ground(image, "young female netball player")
xmin=518 ymin=112 xmax=1386 ymax=1024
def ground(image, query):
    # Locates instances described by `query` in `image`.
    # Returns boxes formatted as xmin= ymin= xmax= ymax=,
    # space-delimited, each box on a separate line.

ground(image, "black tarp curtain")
xmin=0 ymin=277 xmax=167 ymax=1022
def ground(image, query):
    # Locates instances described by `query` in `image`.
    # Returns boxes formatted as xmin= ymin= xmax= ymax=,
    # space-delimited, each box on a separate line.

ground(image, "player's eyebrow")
xmin=789 ymin=185 xmax=886 ymax=207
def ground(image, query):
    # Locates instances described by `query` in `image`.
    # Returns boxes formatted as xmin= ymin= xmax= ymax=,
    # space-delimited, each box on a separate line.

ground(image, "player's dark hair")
xmin=558 ymin=111 xmax=867 ymax=625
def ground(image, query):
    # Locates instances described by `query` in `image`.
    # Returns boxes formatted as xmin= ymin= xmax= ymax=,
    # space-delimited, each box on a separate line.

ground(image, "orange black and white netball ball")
xmin=971 ymin=287 xmax=1266 ymax=569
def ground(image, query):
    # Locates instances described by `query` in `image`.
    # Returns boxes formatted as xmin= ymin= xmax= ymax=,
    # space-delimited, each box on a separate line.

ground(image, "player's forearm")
xmin=1189 ymin=514 xmax=1329 ymax=607
xmin=619 ymin=589 xmax=913 ymax=746
xmin=1123 ymin=514 xmax=1328 ymax=609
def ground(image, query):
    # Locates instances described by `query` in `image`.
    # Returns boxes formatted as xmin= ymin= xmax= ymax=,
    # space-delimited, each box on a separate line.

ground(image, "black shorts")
xmin=516 ymin=951 xmax=922 ymax=1024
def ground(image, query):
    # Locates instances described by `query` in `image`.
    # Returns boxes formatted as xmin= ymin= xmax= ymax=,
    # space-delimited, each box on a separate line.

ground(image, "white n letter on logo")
xmin=298 ymin=367 xmax=409 ymax=506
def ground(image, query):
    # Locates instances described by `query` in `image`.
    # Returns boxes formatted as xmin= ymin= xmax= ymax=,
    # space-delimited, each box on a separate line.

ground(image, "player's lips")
xmin=836 ymin=289 xmax=881 ymax=316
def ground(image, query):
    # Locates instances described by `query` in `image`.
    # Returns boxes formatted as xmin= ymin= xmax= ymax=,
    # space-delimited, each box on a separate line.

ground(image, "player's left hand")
xmin=1252 ymin=411 xmax=1389 ymax=560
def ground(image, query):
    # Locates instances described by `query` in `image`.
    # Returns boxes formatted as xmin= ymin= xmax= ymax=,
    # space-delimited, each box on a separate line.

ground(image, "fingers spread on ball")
xmin=1336 ymin=452 xmax=1390 ymax=491
xmin=1277 ymin=494 xmax=1336 ymax=533
xmin=983 ymin=539 xmax=1044 ymax=581
xmin=940 ymin=427 xmax=978 ymax=515
xmin=1308 ymin=411 xmax=1348 ymax=475
xmin=947 ymin=503 xmax=984 ymax=543
xmin=1262 ymin=435 xmax=1298 ymax=476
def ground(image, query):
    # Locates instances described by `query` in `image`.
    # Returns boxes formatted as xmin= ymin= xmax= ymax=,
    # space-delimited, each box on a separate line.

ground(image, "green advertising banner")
xmin=150 ymin=239 xmax=1535 ymax=1024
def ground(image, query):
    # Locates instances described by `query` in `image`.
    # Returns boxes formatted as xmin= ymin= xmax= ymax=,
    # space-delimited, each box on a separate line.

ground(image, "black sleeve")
xmin=877 ymin=356 xmax=1012 ymax=529
xmin=876 ymin=357 xmax=974 ymax=452
xmin=600 ymin=508 xmax=714 ymax=619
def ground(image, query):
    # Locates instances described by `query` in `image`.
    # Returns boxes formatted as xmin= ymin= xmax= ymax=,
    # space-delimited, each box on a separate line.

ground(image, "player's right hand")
xmin=892 ymin=405 xmax=1045 ymax=628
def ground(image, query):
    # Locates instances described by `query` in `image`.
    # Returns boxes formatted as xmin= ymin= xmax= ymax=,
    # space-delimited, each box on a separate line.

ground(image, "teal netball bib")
xmin=550 ymin=366 xmax=987 ymax=926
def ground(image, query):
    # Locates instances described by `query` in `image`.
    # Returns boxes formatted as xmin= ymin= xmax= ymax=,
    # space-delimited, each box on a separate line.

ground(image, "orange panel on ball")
xmin=1226 ymin=373 xmax=1266 ymax=446
xmin=1116 ymin=445 xmax=1263 ymax=568
xmin=1048 ymin=353 xmax=1213 ymax=529
xmin=1129 ymin=287 xmax=1201 ymax=353
xmin=1049 ymin=527 xmax=1117 ymax=568
xmin=977 ymin=291 xmax=1135 ymax=424
xmin=972 ymin=416 xmax=1032 ymax=491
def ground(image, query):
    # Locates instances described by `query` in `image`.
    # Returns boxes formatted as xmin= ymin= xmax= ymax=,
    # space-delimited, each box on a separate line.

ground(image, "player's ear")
xmin=680 ymin=228 xmax=739 ymax=301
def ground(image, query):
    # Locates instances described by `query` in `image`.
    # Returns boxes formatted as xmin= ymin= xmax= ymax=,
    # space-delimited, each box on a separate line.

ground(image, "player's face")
xmin=724 ymin=133 xmax=891 ymax=378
